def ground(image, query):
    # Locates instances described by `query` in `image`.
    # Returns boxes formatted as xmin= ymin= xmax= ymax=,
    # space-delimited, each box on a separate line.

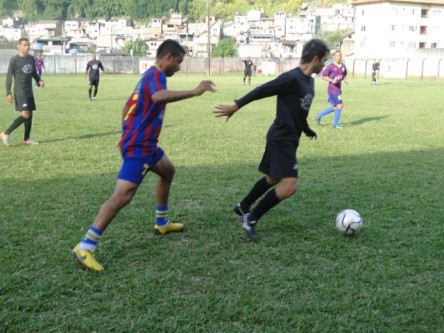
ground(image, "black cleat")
xmin=242 ymin=213 xmax=257 ymax=243
xmin=233 ymin=203 xmax=249 ymax=220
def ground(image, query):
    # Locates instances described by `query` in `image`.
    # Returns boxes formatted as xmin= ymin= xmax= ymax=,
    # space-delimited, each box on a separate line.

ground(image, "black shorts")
xmin=259 ymin=142 xmax=299 ymax=179
xmin=89 ymin=79 xmax=100 ymax=87
xmin=244 ymin=70 xmax=252 ymax=77
xmin=15 ymin=96 xmax=36 ymax=111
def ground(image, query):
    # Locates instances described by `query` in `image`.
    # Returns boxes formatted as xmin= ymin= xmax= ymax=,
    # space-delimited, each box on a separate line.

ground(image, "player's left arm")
xmin=299 ymin=109 xmax=317 ymax=139
xmin=99 ymin=61 xmax=105 ymax=74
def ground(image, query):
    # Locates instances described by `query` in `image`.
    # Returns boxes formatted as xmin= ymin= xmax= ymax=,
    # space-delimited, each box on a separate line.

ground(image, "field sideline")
xmin=1 ymin=73 xmax=443 ymax=332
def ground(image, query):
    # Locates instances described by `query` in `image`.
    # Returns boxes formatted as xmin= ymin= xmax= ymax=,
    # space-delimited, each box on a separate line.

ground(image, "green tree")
xmin=124 ymin=39 xmax=148 ymax=56
xmin=211 ymin=38 xmax=236 ymax=57
xmin=316 ymin=31 xmax=348 ymax=51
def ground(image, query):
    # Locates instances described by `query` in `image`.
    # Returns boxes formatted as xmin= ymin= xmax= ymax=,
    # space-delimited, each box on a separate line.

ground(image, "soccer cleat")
xmin=242 ymin=213 xmax=257 ymax=242
xmin=1 ymin=132 xmax=11 ymax=147
xmin=233 ymin=203 xmax=250 ymax=221
xmin=22 ymin=139 xmax=39 ymax=145
xmin=333 ymin=125 xmax=343 ymax=129
xmin=153 ymin=221 xmax=184 ymax=235
xmin=315 ymin=115 xmax=321 ymax=125
xmin=72 ymin=243 xmax=104 ymax=272
xmin=92 ymin=97 xmax=96 ymax=101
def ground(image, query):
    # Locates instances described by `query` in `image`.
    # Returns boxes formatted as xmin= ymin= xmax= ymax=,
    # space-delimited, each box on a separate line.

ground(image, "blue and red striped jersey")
xmin=119 ymin=65 xmax=166 ymax=158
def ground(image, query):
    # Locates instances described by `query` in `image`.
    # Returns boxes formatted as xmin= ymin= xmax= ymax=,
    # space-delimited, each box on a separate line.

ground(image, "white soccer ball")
xmin=335 ymin=209 xmax=363 ymax=235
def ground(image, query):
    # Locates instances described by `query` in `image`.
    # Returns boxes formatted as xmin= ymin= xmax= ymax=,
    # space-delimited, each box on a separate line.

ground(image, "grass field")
xmin=1 ymin=73 xmax=443 ymax=332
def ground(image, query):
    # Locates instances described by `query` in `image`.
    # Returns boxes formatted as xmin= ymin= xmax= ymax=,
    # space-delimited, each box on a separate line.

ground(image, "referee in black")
xmin=1 ymin=37 xmax=44 ymax=147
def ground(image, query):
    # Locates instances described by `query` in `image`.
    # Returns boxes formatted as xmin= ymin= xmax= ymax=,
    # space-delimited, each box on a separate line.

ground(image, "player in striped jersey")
xmin=72 ymin=40 xmax=215 ymax=271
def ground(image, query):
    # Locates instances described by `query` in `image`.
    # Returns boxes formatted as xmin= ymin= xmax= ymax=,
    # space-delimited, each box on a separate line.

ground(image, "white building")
xmin=353 ymin=0 xmax=444 ymax=58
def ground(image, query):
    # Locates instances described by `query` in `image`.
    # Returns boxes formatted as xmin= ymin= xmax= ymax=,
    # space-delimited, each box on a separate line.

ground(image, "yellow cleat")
xmin=153 ymin=222 xmax=184 ymax=235
xmin=72 ymin=243 xmax=104 ymax=272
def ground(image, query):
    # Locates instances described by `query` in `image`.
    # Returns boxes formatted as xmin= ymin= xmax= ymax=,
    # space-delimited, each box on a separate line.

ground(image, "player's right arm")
xmin=214 ymin=73 xmax=292 ymax=120
xmin=152 ymin=80 xmax=215 ymax=104
xmin=5 ymin=58 xmax=14 ymax=101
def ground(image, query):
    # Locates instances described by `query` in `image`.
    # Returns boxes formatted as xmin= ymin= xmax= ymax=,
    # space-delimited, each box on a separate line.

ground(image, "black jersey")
xmin=243 ymin=60 xmax=254 ymax=71
xmin=235 ymin=67 xmax=314 ymax=145
xmin=86 ymin=60 xmax=104 ymax=81
xmin=5 ymin=55 xmax=40 ymax=98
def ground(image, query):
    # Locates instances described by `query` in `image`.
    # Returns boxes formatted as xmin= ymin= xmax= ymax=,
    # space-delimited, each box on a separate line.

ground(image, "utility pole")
xmin=207 ymin=0 xmax=211 ymax=76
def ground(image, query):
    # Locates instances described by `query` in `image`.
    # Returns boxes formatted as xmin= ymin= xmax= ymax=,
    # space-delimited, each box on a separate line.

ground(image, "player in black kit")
xmin=86 ymin=53 xmax=105 ymax=101
xmin=1 ymin=38 xmax=44 ymax=147
xmin=214 ymin=39 xmax=329 ymax=242
xmin=242 ymin=57 xmax=254 ymax=85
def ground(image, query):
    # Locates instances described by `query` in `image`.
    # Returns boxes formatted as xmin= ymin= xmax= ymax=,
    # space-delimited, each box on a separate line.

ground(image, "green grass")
xmin=1 ymin=74 xmax=443 ymax=332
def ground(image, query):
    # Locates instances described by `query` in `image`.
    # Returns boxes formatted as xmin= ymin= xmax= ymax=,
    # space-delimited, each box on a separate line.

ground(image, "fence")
xmin=0 ymin=52 xmax=443 ymax=80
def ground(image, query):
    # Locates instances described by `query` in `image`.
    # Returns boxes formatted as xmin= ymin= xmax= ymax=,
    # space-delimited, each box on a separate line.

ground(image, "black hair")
xmin=156 ymin=39 xmax=186 ymax=59
xmin=18 ymin=37 xmax=29 ymax=44
xmin=300 ymin=39 xmax=330 ymax=64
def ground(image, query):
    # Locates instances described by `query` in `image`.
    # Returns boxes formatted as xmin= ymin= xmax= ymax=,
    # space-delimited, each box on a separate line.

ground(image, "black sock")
xmin=250 ymin=189 xmax=281 ymax=221
xmin=6 ymin=116 xmax=26 ymax=135
xmin=24 ymin=115 xmax=33 ymax=141
xmin=88 ymin=88 xmax=92 ymax=98
xmin=94 ymin=88 xmax=98 ymax=97
xmin=240 ymin=177 xmax=273 ymax=211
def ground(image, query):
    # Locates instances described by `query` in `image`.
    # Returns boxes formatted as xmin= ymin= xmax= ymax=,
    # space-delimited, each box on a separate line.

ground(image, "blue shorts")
xmin=328 ymin=94 xmax=343 ymax=106
xmin=117 ymin=147 xmax=165 ymax=185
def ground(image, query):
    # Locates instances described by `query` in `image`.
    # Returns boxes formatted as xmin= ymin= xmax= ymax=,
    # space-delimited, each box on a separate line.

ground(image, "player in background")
xmin=214 ymin=39 xmax=329 ymax=242
xmin=34 ymin=52 xmax=44 ymax=88
xmin=242 ymin=57 xmax=254 ymax=85
xmin=315 ymin=51 xmax=348 ymax=129
xmin=85 ymin=53 xmax=105 ymax=101
xmin=371 ymin=60 xmax=380 ymax=85
xmin=72 ymin=40 xmax=216 ymax=271
xmin=1 ymin=38 xmax=44 ymax=147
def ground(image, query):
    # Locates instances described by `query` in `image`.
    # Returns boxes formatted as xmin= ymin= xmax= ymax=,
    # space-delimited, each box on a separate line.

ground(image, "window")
xmin=432 ymin=10 xmax=441 ymax=16
xmin=431 ymin=43 xmax=437 ymax=48
xmin=420 ymin=26 xmax=427 ymax=35
xmin=361 ymin=25 xmax=366 ymax=32
xmin=390 ymin=41 xmax=396 ymax=47
xmin=391 ymin=25 xmax=396 ymax=31
xmin=421 ymin=9 xmax=429 ymax=18
xmin=409 ymin=25 xmax=417 ymax=32
xmin=407 ymin=42 xmax=416 ymax=48
xmin=419 ymin=42 xmax=426 ymax=48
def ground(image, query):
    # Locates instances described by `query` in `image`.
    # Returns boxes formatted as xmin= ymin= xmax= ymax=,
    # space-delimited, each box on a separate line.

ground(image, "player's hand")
xmin=304 ymin=128 xmax=317 ymax=139
xmin=6 ymin=95 xmax=13 ymax=103
xmin=214 ymin=104 xmax=239 ymax=121
xmin=194 ymin=80 xmax=216 ymax=96
xmin=39 ymin=80 xmax=44 ymax=88
xmin=343 ymin=79 xmax=349 ymax=85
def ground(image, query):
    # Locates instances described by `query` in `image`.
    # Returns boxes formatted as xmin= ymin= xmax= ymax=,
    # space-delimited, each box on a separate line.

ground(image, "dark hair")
xmin=18 ymin=37 xmax=29 ymax=44
xmin=156 ymin=39 xmax=186 ymax=59
xmin=300 ymin=39 xmax=330 ymax=64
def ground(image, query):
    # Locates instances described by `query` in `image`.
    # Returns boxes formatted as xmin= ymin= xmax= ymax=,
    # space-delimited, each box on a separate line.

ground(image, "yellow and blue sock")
xmin=79 ymin=225 xmax=103 ymax=251
xmin=155 ymin=205 xmax=169 ymax=227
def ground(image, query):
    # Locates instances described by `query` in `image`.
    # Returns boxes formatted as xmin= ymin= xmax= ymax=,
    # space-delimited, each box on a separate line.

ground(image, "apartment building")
xmin=353 ymin=0 xmax=444 ymax=58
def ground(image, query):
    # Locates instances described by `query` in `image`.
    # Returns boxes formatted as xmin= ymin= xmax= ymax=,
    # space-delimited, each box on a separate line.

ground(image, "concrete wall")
xmin=0 ymin=51 xmax=443 ymax=79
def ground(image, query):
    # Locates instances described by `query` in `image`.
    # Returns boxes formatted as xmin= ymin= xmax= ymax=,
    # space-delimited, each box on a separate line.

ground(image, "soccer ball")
xmin=335 ymin=209 xmax=362 ymax=235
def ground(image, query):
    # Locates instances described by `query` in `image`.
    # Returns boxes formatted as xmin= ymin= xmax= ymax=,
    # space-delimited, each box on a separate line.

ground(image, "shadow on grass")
xmin=349 ymin=115 xmax=388 ymax=126
xmin=42 ymin=130 xmax=121 ymax=143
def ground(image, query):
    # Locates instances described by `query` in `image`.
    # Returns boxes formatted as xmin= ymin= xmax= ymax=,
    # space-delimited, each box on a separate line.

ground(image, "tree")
xmin=211 ymin=38 xmax=236 ymax=57
xmin=124 ymin=39 xmax=148 ymax=56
